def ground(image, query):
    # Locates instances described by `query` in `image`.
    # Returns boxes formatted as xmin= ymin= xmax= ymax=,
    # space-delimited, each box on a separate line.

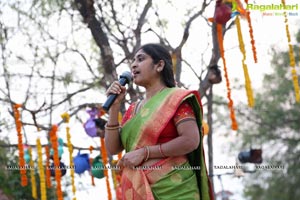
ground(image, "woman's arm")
xmin=105 ymin=106 xmax=124 ymax=155
xmin=149 ymin=119 xmax=200 ymax=157
xmin=104 ymin=81 xmax=126 ymax=155
xmin=118 ymin=118 xmax=200 ymax=168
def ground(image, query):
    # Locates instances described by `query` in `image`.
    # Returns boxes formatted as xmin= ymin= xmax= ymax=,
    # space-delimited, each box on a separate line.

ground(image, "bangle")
xmin=159 ymin=144 xmax=167 ymax=158
xmin=143 ymin=146 xmax=150 ymax=162
xmin=104 ymin=124 xmax=120 ymax=130
xmin=106 ymin=123 xmax=119 ymax=127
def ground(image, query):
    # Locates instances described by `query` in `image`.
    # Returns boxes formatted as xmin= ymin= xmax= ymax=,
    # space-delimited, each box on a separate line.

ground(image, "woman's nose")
xmin=131 ymin=61 xmax=137 ymax=69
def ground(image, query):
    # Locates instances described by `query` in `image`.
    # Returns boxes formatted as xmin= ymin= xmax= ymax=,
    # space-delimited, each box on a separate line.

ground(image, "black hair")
xmin=138 ymin=43 xmax=176 ymax=87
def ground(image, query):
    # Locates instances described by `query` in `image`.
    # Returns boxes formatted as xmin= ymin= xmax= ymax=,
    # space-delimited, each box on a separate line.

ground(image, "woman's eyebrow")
xmin=135 ymin=53 xmax=146 ymax=58
xmin=132 ymin=53 xmax=145 ymax=62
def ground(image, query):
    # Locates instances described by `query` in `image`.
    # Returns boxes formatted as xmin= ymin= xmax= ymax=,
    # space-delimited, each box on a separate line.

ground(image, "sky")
xmin=1 ymin=0 xmax=300 ymax=199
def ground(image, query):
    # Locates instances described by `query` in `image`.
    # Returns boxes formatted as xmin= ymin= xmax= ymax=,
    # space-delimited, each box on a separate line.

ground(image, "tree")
xmin=235 ymin=35 xmax=300 ymax=199
xmin=0 ymin=0 xmax=233 ymax=198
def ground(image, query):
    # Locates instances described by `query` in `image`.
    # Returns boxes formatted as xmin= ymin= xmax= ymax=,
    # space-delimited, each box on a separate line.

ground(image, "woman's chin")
xmin=133 ymin=79 xmax=142 ymax=86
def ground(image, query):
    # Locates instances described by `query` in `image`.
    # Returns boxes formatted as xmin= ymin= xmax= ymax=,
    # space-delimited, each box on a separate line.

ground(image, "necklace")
xmin=135 ymin=86 xmax=166 ymax=114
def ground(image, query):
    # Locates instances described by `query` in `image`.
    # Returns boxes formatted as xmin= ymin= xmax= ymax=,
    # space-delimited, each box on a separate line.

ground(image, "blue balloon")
xmin=73 ymin=153 xmax=90 ymax=174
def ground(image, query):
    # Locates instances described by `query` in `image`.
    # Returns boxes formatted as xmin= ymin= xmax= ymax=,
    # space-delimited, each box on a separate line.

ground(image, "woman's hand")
xmin=117 ymin=148 xmax=145 ymax=169
xmin=106 ymin=81 xmax=127 ymax=107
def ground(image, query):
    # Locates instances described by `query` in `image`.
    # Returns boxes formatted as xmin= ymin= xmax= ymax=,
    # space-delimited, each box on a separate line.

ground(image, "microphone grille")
xmin=120 ymin=71 xmax=133 ymax=82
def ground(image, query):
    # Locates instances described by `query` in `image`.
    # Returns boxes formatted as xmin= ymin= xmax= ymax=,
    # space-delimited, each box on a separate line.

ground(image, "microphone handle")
xmin=102 ymin=77 xmax=128 ymax=111
xmin=102 ymin=94 xmax=117 ymax=111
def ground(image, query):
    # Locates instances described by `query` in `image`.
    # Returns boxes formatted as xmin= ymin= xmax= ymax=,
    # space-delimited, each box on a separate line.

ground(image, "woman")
xmin=105 ymin=43 xmax=213 ymax=200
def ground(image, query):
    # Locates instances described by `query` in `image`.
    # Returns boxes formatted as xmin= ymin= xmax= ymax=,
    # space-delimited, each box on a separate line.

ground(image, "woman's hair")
xmin=138 ymin=43 xmax=176 ymax=87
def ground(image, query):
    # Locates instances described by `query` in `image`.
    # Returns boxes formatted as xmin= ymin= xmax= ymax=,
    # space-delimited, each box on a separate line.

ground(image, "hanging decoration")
xmin=202 ymin=120 xmax=209 ymax=136
xmin=216 ymin=24 xmax=238 ymax=130
xmin=281 ymin=0 xmax=300 ymax=102
xmin=24 ymin=146 xmax=31 ymax=164
xmin=235 ymin=16 xmax=255 ymax=107
xmin=111 ymin=159 xmax=122 ymax=199
xmin=84 ymin=108 xmax=100 ymax=137
xmin=91 ymin=155 xmax=105 ymax=179
xmin=61 ymin=112 xmax=77 ymax=199
xmin=100 ymin=138 xmax=112 ymax=200
xmin=171 ymin=52 xmax=177 ymax=74
xmin=28 ymin=147 xmax=38 ymax=199
xmin=242 ymin=0 xmax=257 ymax=63
xmin=49 ymin=161 xmax=67 ymax=177
xmin=89 ymin=146 xmax=96 ymax=186
xmin=212 ymin=0 xmax=232 ymax=24
xmin=58 ymin=138 xmax=64 ymax=158
xmin=110 ymin=160 xmax=118 ymax=189
xmin=37 ymin=138 xmax=47 ymax=200
xmin=49 ymin=125 xmax=63 ymax=200
xmin=45 ymin=146 xmax=52 ymax=188
xmin=73 ymin=152 xmax=90 ymax=174
xmin=49 ymin=137 xmax=66 ymax=178
xmin=13 ymin=104 xmax=28 ymax=186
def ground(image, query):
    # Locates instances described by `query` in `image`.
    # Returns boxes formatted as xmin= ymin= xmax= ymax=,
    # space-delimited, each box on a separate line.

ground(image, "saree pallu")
xmin=120 ymin=88 xmax=213 ymax=200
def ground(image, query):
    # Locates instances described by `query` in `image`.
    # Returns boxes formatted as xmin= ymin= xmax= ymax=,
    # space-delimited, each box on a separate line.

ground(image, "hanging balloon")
xmin=24 ymin=148 xmax=31 ymax=164
xmin=84 ymin=108 xmax=99 ymax=137
xmin=58 ymin=138 xmax=64 ymax=157
xmin=73 ymin=152 xmax=90 ymax=174
xmin=91 ymin=155 xmax=105 ymax=179
xmin=214 ymin=1 xmax=232 ymax=24
xmin=50 ymin=161 xmax=67 ymax=177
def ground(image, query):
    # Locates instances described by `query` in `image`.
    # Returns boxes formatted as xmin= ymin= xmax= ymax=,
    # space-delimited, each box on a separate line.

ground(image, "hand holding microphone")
xmin=103 ymin=71 xmax=132 ymax=111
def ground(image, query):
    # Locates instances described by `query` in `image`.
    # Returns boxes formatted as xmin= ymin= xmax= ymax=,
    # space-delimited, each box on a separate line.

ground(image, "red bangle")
xmin=106 ymin=123 xmax=119 ymax=127
xmin=159 ymin=144 xmax=167 ymax=158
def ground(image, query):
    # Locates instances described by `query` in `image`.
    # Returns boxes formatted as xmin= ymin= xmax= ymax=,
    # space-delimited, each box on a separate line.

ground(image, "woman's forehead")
xmin=134 ymin=49 xmax=147 ymax=57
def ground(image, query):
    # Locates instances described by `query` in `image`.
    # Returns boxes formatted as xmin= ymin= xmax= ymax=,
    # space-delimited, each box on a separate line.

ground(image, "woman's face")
xmin=131 ymin=49 xmax=161 ymax=87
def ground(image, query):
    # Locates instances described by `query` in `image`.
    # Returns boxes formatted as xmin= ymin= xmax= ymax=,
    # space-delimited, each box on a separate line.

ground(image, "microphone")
xmin=102 ymin=71 xmax=132 ymax=111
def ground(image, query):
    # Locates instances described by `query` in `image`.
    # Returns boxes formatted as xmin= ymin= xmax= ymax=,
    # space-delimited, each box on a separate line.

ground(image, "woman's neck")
xmin=144 ymin=82 xmax=166 ymax=101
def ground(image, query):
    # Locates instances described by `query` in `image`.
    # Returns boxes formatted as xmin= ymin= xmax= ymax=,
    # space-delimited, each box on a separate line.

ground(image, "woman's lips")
xmin=132 ymin=71 xmax=140 ymax=78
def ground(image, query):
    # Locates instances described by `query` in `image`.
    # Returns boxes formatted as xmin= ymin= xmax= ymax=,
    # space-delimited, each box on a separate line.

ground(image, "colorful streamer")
xmin=243 ymin=0 xmax=257 ymax=63
xmin=100 ymin=138 xmax=112 ymax=200
xmin=37 ymin=138 xmax=47 ymax=200
xmin=216 ymin=24 xmax=238 ymax=130
xmin=89 ymin=145 xmax=95 ymax=186
xmin=13 ymin=104 xmax=28 ymax=186
xmin=45 ymin=146 xmax=52 ymax=188
xmin=111 ymin=160 xmax=118 ymax=189
xmin=171 ymin=52 xmax=177 ymax=74
xmin=281 ymin=0 xmax=300 ymax=102
xmin=61 ymin=112 xmax=77 ymax=199
xmin=235 ymin=16 xmax=255 ymax=107
xmin=28 ymin=148 xmax=37 ymax=199
xmin=49 ymin=125 xmax=63 ymax=200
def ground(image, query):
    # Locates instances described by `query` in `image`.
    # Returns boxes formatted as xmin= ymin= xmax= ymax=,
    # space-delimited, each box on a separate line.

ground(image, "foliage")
xmin=236 ymin=42 xmax=300 ymax=199
xmin=0 ymin=140 xmax=58 ymax=200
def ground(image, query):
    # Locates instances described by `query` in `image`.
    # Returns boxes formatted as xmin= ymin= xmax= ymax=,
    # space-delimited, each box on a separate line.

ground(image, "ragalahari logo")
xmin=231 ymin=0 xmax=299 ymax=17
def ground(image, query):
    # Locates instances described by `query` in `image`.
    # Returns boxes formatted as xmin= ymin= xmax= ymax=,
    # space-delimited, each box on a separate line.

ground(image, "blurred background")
xmin=0 ymin=0 xmax=299 ymax=199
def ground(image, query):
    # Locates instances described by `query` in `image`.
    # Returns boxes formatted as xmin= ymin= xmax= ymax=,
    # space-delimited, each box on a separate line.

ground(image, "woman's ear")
xmin=156 ymin=60 xmax=165 ymax=72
